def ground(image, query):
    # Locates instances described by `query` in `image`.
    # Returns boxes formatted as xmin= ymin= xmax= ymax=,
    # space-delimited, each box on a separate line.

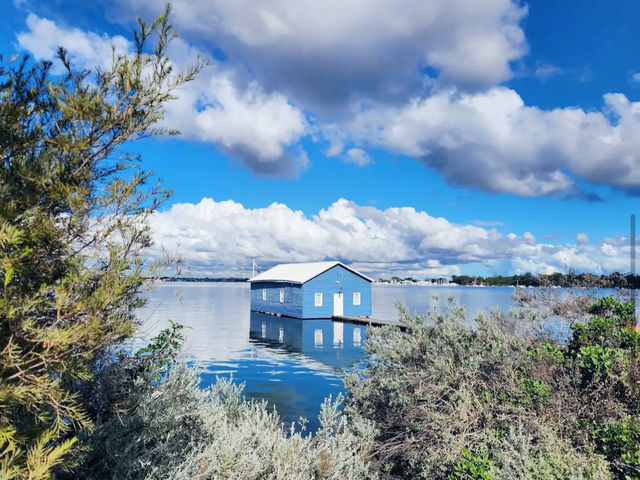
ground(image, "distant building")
xmin=249 ymin=261 xmax=372 ymax=319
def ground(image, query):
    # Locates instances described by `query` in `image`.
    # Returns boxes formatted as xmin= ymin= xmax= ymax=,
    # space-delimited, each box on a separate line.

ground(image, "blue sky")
xmin=2 ymin=0 xmax=638 ymax=277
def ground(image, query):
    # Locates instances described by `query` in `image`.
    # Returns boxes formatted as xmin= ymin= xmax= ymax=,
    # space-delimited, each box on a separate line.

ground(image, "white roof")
xmin=249 ymin=261 xmax=372 ymax=284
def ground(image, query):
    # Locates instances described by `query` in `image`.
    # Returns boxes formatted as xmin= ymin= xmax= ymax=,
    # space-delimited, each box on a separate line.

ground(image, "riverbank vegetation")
xmin=345 ymin=293 xmax=640 ymax=479
xmin=2 ymin=7 xmax=639 ymax=480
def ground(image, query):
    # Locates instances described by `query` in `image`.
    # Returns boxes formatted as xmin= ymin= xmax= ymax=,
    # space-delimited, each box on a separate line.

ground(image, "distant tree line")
xmin=151 ymin=276 xmax=250 ymax=282
xmin=377 ymin=277 xmax=450 ymax=284
xmin=451 ymin=271 xmax=639 ymax=289
xmin=377 ymin=276 xmax=419 ymax=284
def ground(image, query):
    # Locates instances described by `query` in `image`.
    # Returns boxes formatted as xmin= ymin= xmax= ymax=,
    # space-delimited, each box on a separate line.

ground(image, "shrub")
xmin=345 ymin=297 xmax=635 ymax=479
xmin=597 ymin=418 xmax=640 ymax=479
xmin=77 ymin=364 xmax=375 ymax=480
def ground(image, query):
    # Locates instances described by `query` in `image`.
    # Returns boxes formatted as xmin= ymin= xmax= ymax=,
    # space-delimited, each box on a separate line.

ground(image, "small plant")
xmin=450 ymin=447 xmax=497 ymax=480
xmin=589 ymin=297 xmax=636 ymax=328
xmin=523 ymin=377 xmax=551 ymax=410
xmin=135 ymin=319 xmax=190 ymax=383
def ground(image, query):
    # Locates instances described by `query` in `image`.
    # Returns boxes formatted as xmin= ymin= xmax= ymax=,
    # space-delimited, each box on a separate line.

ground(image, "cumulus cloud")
xmin=164 ymin=63 xmax=308 ymax=176
xmin=16 ymin=14 xmax=309 ymax=177
xmin=106 ymin=1 xmax=640 ymax=194
xmin=113 ymin=0 xmax=527 ymax=110
xmin=15 ymin=6 xmax=640 ymax=194
xmin=349 ymin=87 xmax=640 ymax=196
xmin=147 ymin=197 xmax=629 ymax=277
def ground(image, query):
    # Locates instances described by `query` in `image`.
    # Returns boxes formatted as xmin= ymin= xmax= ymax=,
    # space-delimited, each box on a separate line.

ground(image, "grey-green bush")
xmin=344 ymin=300 xmax=616 ymax=480
xmin=81 ymin=365 xmax=375 ymax=480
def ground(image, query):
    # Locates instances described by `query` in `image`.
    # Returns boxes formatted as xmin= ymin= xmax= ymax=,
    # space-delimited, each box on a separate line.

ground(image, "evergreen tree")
xmin=0 ymin=7 xmax=201 ymax=478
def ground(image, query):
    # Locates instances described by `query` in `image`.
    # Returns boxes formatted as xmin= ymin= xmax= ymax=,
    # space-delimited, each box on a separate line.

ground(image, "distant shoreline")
xmin=149 ymin=277 xmax=249 ymax=283
xmin=148 ymin=276 xmax=634 ymax=289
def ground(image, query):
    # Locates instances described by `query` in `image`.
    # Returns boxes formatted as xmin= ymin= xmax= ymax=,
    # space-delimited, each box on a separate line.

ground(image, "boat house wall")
xmin=250 ymin=281 xmax=302 ymax=318
xmin=302 ymin=264 xmax=371 ymax=318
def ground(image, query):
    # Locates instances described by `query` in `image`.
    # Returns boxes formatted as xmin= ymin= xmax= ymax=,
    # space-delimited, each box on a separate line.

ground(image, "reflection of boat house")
xmin=249 ymin=261 xmax=372 ymax=319
xmin=249 ymin=312 xmax=366 ymax=369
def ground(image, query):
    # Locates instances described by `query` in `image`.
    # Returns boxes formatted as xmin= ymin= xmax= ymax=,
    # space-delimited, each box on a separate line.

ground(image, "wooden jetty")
xmin=332 ymin=315 xmax=408 ymax=331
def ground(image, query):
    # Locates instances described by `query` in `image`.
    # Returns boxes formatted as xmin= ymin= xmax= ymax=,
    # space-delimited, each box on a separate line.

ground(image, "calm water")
xmin=135 ymin=282 xmax=518 ymax=430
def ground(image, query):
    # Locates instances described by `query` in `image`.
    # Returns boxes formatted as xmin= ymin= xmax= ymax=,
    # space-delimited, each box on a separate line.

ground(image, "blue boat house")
xmin=249 ymin=261 xmax=372 ymax=319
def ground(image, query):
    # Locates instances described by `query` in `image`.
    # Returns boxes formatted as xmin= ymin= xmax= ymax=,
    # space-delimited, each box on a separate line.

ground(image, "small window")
xmin=353 ymin=292 xmax=361 ymax=306
xmin=279 ymin=289 xmax=284 ymax=303
xmin=314 ymin=293 xmax=323 ymax=307
xmin=262 ymin=289 xmax=266 ymax=301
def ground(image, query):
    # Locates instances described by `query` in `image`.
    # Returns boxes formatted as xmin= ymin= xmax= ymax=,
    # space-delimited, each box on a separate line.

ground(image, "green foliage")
xmin=451 ymin=272 xmax=636 ymax=289
xmin=597 ymin=419 xmax=640 ymax=479
xmin=531 ymin=297 xmax=640 ymax=479
xmin=486 ymin=425 xmax=611 ymax=480
xmin=81 ymin=320 xmax=189 ymax=436
xmin=0 ymin=6 xmax=201 ymax=478
xmin=135 ymin=319 xmax=189 ymax=383
xmin=589 ymin=297 xmax=636 ymax=327
xmin=577 ymin=344 xmax=626 ymax=383
xmin=522 ymin=378 xmax=551 ymax=410
xmin=450 ymin=447 xmax=497 ymax=480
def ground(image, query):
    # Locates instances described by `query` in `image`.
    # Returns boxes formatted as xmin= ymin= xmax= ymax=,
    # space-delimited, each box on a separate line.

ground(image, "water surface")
xmin=135 ymin=282 xmax=519 ymax=430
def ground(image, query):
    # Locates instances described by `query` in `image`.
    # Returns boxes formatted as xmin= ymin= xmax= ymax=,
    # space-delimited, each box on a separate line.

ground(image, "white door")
xmin=333 ymin=293 xmax=343 ymax=316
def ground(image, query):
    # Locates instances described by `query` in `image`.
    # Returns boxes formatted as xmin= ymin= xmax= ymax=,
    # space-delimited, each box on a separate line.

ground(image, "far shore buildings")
xmin=249 ymin=261 xmax=372 ymax=319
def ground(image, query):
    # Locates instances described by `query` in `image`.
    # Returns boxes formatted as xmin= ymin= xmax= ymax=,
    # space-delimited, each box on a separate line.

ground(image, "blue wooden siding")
xmin=250 ymin=282 xmax=303 ymax=318
xmin=302 ymin=265 xmax=371 ymax=318
xmin=250 ymin=264 xmax=371 ymax=319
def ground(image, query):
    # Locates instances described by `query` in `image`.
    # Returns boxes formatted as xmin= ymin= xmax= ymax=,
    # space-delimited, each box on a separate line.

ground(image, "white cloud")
xmin=15 ymin=8 xmax=640 ymax=195
xmin=17 ymin=14 xmax=130 ymax=74
xmin=147 ymin=197 xmax=629 ymax=277
xmin=349 ymin=87 xmax=640 ymax=196
xmin=345 ymin=148 xmax=372 ymax=167
xmin=630 ymin=72 xmax=640 ymax=84
xmin=533 ymin=63 xmax=563 ymax=80
xmin=164 ymin=62 xmax=308 ymax=176
xmin=113 ymin=0 xmax=527 ymax=110
xmin=107 ymin=1 xmax=640 ymax=194
xmin=16 ymin=15 xmax=309 ymax=177
xmin=325 ymin=143 xmax=343 ymax=157
xmin=576 ymin=233 xmax=589 ymax=245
